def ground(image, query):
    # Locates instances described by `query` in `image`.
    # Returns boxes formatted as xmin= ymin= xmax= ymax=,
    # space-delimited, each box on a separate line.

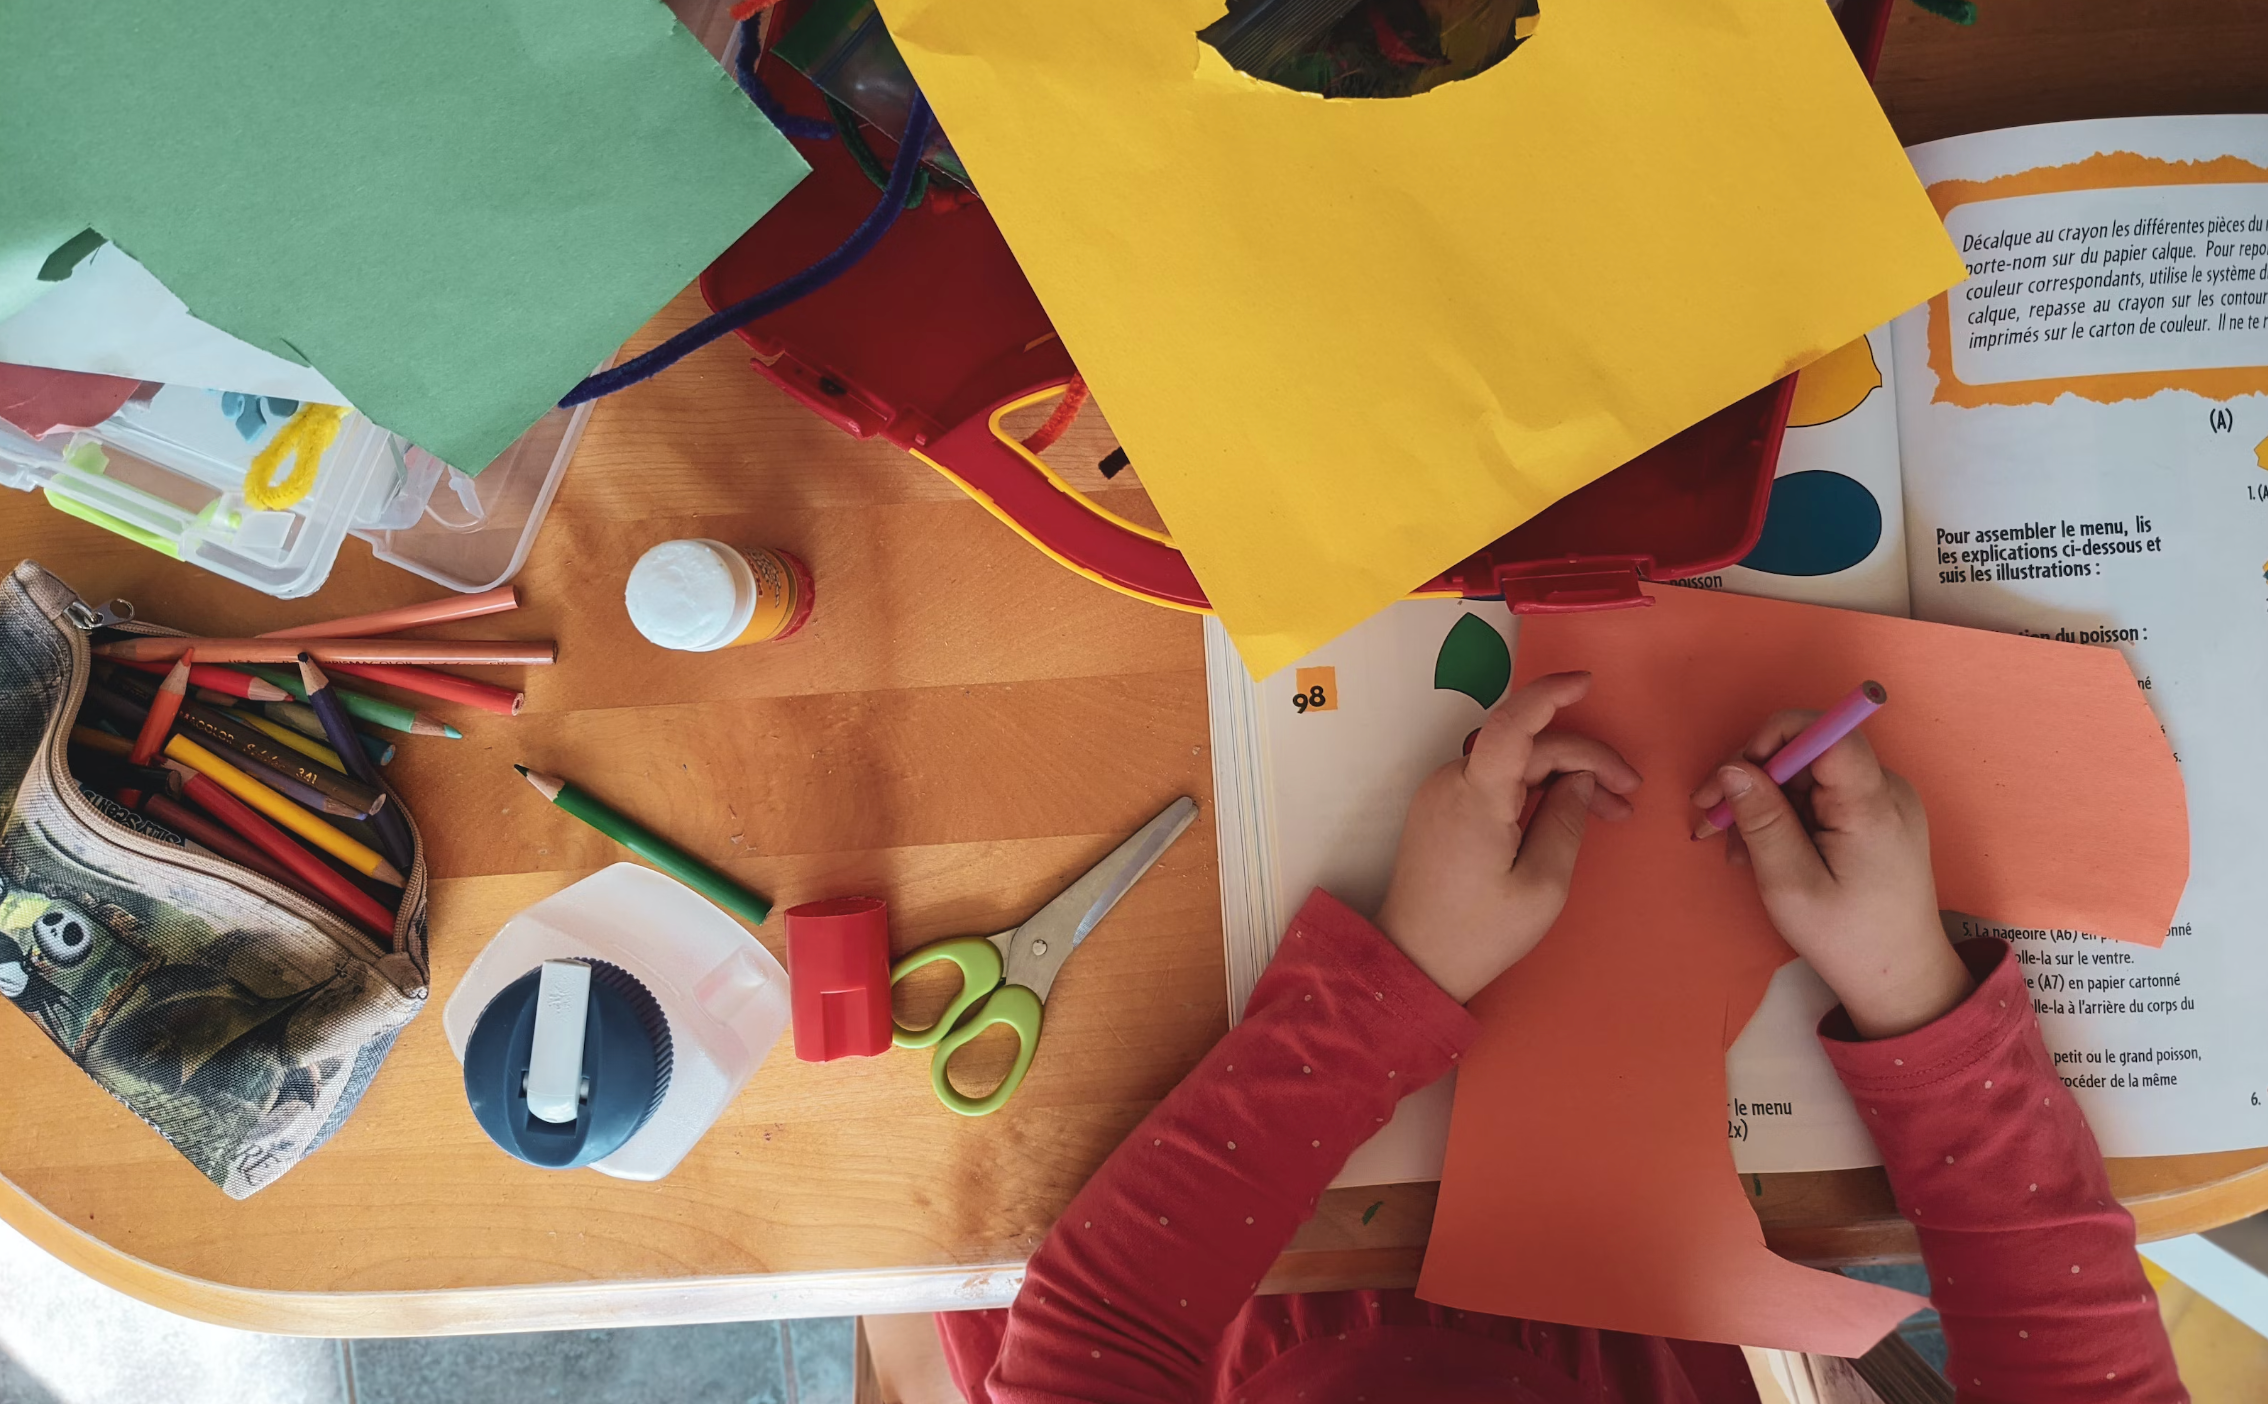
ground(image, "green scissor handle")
xmin=928 ymin=983 xmax=1043 ymax=1117
xmin=890 ymin=937 xmax=1004 ymax=1050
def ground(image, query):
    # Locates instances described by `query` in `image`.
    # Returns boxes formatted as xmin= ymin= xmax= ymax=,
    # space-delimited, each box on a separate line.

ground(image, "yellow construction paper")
xmin=875 ymin=0 xmax=1967 ymax=674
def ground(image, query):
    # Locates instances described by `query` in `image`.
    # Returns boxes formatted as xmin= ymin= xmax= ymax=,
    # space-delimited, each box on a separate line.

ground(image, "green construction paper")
xmin=0 ymin=222 xmax=89 ymax=324
xmin=37 ymin=229 xmax=105 ymax=282
xmin=1 ymin=1 xmax=809 ymax=470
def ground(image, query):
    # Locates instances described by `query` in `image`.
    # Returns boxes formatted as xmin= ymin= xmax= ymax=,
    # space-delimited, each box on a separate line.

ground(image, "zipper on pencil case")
xmin=35 ymin=579 xmax=425 ymax=981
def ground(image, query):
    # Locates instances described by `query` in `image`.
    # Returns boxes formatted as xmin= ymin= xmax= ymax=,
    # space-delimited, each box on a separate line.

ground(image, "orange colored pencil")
xmin=119 ymin=651 xmax=191 ymax=806
xmin=128 ymin=652 xmax=192 ymax=766
xmin=95 ymin=637 xmax=555 ymax=667
xmin=321 ymin=660 xmax=524 ymax=717
xmin=165 ymin=765 xmax=396 ymax=941
xmin=257 ymin=586 xmax=519 ymax=640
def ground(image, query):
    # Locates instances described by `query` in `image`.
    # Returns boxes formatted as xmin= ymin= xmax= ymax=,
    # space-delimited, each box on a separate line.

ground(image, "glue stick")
xmin=623 ymin=539 xmax=813 ymax=653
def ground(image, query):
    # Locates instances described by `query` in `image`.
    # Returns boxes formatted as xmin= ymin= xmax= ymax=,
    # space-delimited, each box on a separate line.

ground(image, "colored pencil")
xmin=68 ymin=751 xmax=179 ymax=803
xmin=256 ymin=585 xmax=519 ymax=639
xmin=299 ymin=657 xmax=414 ymax=873
xmin=119 ymin=652 xmax=189 ymax=806
xmin=142 ymin=792 xmax=308 ymax=897
xmin=127 ymin=653 xmax=191 ymax=767
xmin=78 ymin=779 xmax=208 ymax=852
xmin=207 ymin=739 xmax=360 ymax=820
xmin=240 ymin=665 xmax=461 ymax=738
xmin=109 ymin=657 xmax=290 ymax=701
xmin=321 ymin=660 xmax=525 ymax=717
xmin=165 ymin=766 xmax=396 ymax=940
xmin=70 ymin=725 xmax=133 ymax=758
xmin=1694 ymin=681 xmax=1890 ymax=839
xmin=225 ymin=708 xmax=347 ymax=771
xmin=80 ymin=681 xmax=163 ymax=737
xmin=176 ymin=701 xmax=383 ymax=818
xmin=516 ymin=766 xmax=771 ymax=926
xmin=163 ymin=735 xmax=403 ymax=886
xmin=260 ymin=701 xmax=396 ymax=765
xmin=102 ymin=672 xmax=381 ymax=819
xmin=95 ymin=637 xmax=555 ymax=667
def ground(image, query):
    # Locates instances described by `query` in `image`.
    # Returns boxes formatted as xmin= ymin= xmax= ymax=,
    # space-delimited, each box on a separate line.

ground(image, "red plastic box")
xmin=784 ymin=897 xmax=893 ymax=1062
xmin=703 ymin=0 xmax=1894 ymax=615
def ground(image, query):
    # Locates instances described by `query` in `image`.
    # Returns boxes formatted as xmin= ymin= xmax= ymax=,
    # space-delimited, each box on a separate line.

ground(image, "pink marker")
xmin=1696 ymin=680 xmax=1888 ymax=838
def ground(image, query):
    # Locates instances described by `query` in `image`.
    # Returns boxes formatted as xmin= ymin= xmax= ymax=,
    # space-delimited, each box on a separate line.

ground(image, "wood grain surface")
xmin=1 ymin=0 xmax=2262 ymax=1336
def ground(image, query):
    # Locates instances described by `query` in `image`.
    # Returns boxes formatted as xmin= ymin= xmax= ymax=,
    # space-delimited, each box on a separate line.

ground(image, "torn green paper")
xmin=0 ymin=0 xmax=809 ymax=471
xmin=0 ymin=224 xmax=89 ymax=325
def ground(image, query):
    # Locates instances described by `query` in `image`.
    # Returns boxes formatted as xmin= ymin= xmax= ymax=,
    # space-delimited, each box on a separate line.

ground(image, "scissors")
xmin=890 ymin=796 xmax=1198 ymax=1116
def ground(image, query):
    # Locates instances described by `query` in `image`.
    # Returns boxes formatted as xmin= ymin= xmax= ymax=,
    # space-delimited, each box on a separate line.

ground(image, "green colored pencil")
xmin=515 ymin=765 xmax=770 ymax=926
xmin=237 ymin=665 xmax=462 ymax=739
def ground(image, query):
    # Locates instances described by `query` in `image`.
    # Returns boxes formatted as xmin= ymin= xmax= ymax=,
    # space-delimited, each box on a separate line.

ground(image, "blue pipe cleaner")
xmin=558 ymin=91 xmax=931 ymax=408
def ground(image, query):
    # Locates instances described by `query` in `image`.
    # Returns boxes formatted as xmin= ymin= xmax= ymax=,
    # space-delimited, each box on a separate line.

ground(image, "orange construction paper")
xmin=1417 ymin=584 xmax=2188 ymax=1352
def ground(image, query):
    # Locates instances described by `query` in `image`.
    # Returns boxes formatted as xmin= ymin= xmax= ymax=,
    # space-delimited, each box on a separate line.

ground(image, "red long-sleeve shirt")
xmin=940 ymin=892 xmax=2183 ymax=1403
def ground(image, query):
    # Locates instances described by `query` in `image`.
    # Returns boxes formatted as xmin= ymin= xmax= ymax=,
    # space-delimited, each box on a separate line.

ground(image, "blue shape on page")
xmin=1739 ymin=470 xmax=1883 ymax=578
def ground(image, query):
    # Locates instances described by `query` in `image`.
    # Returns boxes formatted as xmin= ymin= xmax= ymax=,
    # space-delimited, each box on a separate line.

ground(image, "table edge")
xmin=0 ymin=1171 xmax=1029 ymax=1337
xmin=15 ymin=1148 xmax=2267 ymax=1336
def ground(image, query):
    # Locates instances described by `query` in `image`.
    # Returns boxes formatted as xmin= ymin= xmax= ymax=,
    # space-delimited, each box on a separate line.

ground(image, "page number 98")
xmin=1292 ymin=667 xmax=1337 ymax=714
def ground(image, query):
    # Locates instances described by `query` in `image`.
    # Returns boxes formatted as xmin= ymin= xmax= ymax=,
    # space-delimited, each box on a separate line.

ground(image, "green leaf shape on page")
xmin=1434 ymin=612 xmax=1510 ymax=709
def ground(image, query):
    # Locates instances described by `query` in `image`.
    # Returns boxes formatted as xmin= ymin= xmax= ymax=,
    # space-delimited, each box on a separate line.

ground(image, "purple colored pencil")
xmin=1698 ymin=681 xmax=1888 ymax=837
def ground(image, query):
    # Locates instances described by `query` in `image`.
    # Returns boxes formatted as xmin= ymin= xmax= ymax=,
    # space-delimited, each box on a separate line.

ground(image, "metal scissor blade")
xmin=1003 ymin=796 xmax=1199 ymax=999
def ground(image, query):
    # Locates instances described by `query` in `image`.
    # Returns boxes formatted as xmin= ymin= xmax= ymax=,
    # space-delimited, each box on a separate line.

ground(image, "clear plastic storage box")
xmin=0 ymin=384 xmax=589 ymax=599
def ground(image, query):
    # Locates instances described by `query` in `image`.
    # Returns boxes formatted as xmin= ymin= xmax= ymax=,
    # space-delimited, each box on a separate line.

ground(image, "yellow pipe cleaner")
xmin=242 ymin=403 xmax=350 ymax=511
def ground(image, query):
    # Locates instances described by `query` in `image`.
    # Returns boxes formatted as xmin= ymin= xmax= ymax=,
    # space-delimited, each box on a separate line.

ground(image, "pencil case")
xmin=0 ymin=559 xmax=428 ymax=1198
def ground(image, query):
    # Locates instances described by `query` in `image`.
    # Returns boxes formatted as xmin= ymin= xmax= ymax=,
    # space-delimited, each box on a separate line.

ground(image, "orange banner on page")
xmin=1925 ymin=152 xmax=2268 ymax=409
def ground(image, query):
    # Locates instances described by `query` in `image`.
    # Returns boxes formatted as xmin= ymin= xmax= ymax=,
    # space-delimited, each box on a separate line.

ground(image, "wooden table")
xmin=2 ymin=0 xmax=2264 ymax=1338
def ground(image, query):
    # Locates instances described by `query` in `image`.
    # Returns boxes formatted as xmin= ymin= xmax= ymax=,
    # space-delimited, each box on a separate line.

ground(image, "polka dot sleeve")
xmin=1820 ymin=938 xmax=2186 ymax=1403
xmin=982 ymin=889 xmax=1477 ymax=1403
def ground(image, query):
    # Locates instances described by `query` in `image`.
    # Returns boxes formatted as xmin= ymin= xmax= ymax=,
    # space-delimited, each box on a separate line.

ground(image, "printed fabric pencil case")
xmin=0 ymin=560 xmax=429 ymax=1198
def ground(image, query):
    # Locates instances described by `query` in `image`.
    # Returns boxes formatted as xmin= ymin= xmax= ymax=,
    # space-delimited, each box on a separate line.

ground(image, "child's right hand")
xmin=1688 ymin=713 xmax=1974 ymax=1039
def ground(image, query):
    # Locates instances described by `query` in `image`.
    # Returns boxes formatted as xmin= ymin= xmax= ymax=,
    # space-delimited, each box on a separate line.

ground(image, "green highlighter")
xmin=515 ymin=766 xmax=771 ymax=927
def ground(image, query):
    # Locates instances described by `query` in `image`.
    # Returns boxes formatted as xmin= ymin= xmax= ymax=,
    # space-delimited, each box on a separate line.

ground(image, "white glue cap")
xmin=624 ymin=539 xmax=753 ymax=652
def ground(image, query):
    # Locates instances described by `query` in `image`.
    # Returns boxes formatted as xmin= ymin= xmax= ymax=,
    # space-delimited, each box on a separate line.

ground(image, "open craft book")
xmin=1206 ymin=114 xmax=2268 ymax=1184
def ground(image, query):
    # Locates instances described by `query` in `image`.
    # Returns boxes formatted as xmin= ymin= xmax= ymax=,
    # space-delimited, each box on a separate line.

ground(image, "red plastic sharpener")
xmin=785 ymin=897 xmax=894 ymax=1062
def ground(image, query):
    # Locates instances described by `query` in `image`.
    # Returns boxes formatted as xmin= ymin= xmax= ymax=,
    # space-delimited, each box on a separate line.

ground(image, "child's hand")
xmin=1377 ymin=671 xmax=1641 ymax=1002
xmin=1689 ymin=713 xmax=1973 ymax=1039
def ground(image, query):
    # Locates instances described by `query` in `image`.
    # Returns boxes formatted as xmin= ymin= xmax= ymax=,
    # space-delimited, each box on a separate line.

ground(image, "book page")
xmin=1209 ymin=117 xmax=2268 ymax=1178
xmin=1711 ymin=324 xmax=1912 ymax=618
xmin=1208 ymin=601 xmax=1518 ymax=1185
xmin=1696 ymin=324 xmax=1919 ymax=1171
xmin=1891 ymin=116 xmax=2268 ymax=1156
xmin=1212 ymin=352 xmax=1928 ymax=1179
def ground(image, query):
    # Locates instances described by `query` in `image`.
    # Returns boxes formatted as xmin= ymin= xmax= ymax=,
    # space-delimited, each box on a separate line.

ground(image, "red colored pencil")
xmin=167 ymin=765 xmax=396 ymax=941
xmin=109 ymin=657 xmax=291 ymax=701
xmin=95 ymin=637 xmax=555 ymax=667
xmin=142 ymin=793 xmax=305 ymax=895
xmin=320 ymin=660 xmax=524 ymax=717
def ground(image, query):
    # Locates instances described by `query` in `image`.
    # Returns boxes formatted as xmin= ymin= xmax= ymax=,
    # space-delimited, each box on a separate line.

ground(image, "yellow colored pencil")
xmin=162 ymin=735 xmax=403 ymax=886
xmin=227 ymin=709 xmax=347 ymax=772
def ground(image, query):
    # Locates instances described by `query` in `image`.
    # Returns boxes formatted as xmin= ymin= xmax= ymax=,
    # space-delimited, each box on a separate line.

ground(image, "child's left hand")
xmin=1377 ymin=671 xmax=1641 ymax=1002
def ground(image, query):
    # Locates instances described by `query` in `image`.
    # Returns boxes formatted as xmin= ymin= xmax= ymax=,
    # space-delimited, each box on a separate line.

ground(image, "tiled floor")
xmin=0 ymin=1216 xmax=854 ymax=1404
xmin=1838 ymin=1261 xmax=1949 ymax=1373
